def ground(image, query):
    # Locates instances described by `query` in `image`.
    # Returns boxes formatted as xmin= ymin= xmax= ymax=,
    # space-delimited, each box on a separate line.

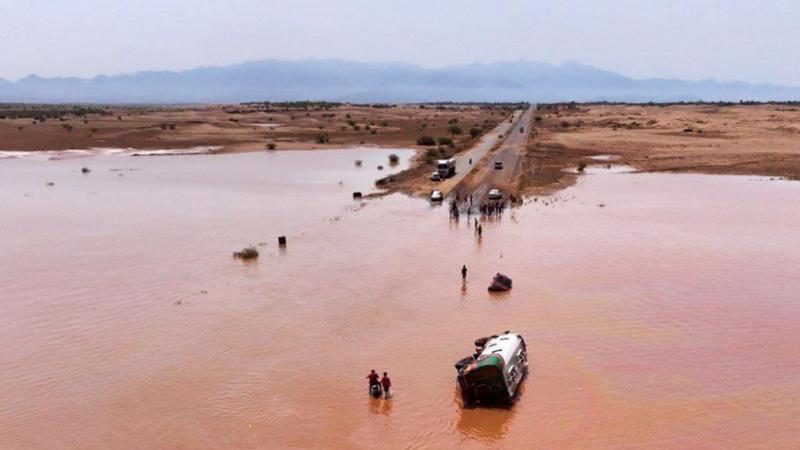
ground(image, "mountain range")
xmin=2 ymin=59 xmax=799 ymax=104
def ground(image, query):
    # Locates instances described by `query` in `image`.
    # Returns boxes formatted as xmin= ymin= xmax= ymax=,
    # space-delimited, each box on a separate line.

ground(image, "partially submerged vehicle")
xmin=488 ymin=273 xmax=512 ymax=291
xmin=430 ymin=190 xmax=444 ymax=202
xmin=369 ymin=383 xmax=383 ymax=398
xmin=488 ymin=189 xmax=502 ymax=200
xmin=455 ymin=331 xmax=528 ymax=407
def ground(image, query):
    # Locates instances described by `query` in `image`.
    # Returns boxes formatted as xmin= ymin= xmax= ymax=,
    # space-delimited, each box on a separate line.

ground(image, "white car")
xmin=430 ymin=190 xmax=444 ymax=202
xmin=488 ymin=189 xmax=502 ymax=200
xmin=430 ymin=172 xmax=441 ymax=181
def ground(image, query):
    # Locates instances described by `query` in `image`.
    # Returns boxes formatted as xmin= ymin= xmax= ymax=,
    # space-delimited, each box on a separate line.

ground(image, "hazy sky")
xmin=2 ymin=0 xmax=799 ymax=85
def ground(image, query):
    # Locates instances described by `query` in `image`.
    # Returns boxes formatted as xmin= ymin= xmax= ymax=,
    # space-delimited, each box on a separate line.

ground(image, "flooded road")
xmin=1 ymin=150 xmax=800 ymax=449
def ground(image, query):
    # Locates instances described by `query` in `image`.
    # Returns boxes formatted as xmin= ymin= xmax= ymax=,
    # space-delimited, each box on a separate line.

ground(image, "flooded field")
xmin=1 ymin=149 xmax=799 ymax=449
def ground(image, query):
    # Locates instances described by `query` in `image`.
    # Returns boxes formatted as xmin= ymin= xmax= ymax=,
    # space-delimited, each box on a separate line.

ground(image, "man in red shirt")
xmin=366 ymin=369 xmax=380 ymax=387
xmin=380 ymin=372 xmax=392 ymax=399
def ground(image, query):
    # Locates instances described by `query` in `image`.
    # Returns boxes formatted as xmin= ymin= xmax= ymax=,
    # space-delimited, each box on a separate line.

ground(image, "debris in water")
xmin=45 ymin=182 xmax=55 ymax=186
xmin=355 ymin=160 xmax=363 ymax=167
xmin=233 ymin=246 xmax=259 ymax=259
xmin=353 ymin=192 xmax=363 ymax=199
xmin=278 ymin=236 xmax=287 ymax=247
xmin=81 ymin=167 xmax=91 ymax=174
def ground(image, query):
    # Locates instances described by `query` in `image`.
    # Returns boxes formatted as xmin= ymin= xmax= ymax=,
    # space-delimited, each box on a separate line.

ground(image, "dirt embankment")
xmin=512 ymin=103 xmax=800 ymax=196
xmin=0 ymin=103 xmax=513 ymax=153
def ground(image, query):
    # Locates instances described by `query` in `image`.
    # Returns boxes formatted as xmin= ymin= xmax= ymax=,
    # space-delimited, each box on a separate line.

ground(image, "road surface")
xmin=436 ymin=111 xmax=520 ymax=194
xmin=465 ymin=105 xmax=534 ymax=206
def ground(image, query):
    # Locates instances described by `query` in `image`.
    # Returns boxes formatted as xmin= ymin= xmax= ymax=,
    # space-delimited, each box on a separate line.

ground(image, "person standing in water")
xmin=461 ymin=265 xmax=468 ymax=281
xmin=381 ymin=372 xmax=392 ymax=399
xmin=367 ymin=369 xmax=380 ymax=388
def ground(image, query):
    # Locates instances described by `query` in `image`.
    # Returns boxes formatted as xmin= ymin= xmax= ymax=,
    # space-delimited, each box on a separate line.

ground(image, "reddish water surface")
xmin=1 ymin=150 xmax=799 ymax=449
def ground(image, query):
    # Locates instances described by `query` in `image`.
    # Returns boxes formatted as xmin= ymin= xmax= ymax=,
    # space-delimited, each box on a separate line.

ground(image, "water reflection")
xmin=454 ymin=394 xmax=516 ymax=443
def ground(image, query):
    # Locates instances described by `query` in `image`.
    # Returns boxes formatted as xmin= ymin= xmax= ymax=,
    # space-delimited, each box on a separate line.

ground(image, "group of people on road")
xmin=479 ymin=201 xmax=505 ymax=217
xmin=366 ymin=369 xmax=392 ymax=399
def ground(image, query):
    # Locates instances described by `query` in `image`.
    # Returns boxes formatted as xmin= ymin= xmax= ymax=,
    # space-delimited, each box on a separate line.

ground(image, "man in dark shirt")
xmin=366 ymin=369 xmax=380 ymax=387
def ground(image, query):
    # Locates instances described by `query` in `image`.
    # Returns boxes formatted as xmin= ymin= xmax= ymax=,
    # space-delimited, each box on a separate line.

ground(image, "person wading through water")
xmin=366 ymin=369 xmax=381 ymax=395
xmin=381 ymin=372 xmax=392 ymax=399
xmin=461 ymin=265 xmax=468 ymax=281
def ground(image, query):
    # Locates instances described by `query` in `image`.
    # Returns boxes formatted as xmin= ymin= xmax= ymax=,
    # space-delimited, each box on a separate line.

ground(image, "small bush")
xmin=560 ymin=121 xmax=570 ymax=128
xmin=267 ymin=143 xmax=277 ymax=150
xmin=469 ymin=127 xmax=481 ymax=138
xmin=316 ymin=133 xmax=329 ymax=144
xmin=417 ymin=136 xmax=436 ymax=146
xmin=534 ymin=116 xmax=543 ymax=123
xmin=437 ymin=136 xmax=453 ymax=146
xmin=446 ymin=125 xmax=462 ymax=136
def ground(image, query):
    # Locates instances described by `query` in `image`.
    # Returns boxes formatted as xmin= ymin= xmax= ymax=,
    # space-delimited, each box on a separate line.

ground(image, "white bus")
xmin=437 ymin=158 xmax=456 ymax=178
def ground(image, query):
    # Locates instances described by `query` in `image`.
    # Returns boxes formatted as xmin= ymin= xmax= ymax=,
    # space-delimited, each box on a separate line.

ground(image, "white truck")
xmin=437 ymin=158 xmax=456 ymax=179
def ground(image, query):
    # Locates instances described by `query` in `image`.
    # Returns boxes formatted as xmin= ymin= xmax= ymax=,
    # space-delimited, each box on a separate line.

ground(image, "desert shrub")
xmin=446 ymin=125 xmax=462 ymax=136
xmin=417 ymin=135 xmax=436 ymax=146
xmin=267 ymin=143 xmax=276 ymax=150
xmin=560 ymin=121 xmax=569 ymax=128
xmin=370 ymin=129 xmax=377 ymax=134
xmin=437 ymin=136 xmax=453 ymax=146
xmin=316 ymin=132 xmax=329 ymax=143
xmin=534 ymin=116 xmax=543 ymax=123
xmin=380 ymin=121 xmax=388 ymax=127
xmin=469 ymin=127 xmax=481 ymax=138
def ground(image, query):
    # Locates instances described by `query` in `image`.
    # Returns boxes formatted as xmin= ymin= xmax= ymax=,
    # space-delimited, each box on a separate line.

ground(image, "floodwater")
xmin=1 ymin=149 xmax=800 ymax=449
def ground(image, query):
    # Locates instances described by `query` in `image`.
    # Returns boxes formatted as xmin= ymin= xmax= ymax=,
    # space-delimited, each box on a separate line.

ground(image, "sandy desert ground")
xmin=0 ymin=103 xmax=514 ymax=153
xmin=515 ymin=103 xmax=800 ymax=196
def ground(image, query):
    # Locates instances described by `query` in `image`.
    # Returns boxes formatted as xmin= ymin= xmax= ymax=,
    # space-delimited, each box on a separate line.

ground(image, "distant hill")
xmin=2 ymin=59 xmax=800 ymax=103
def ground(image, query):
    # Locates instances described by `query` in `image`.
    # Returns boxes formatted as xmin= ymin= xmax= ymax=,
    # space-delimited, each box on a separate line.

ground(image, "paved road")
xmin=437 ymin=111 xmax=520 ymax=194
xmin=467 ymin=105 xmax=534 ymax=205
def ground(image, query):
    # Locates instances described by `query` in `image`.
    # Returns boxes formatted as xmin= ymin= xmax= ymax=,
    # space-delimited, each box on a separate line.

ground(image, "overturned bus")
xmin=454 ymin=331 xmax=528 ymax=408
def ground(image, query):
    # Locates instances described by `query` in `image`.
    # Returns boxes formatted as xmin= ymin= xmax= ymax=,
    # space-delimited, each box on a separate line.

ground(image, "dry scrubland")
xmin=0 ymin=103 xmax=514 ymax=153
xmin=515 ymin=103 xmax=800 ymax=196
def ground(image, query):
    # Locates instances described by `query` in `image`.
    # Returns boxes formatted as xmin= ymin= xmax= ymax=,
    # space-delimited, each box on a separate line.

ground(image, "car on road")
xmin=430 ymin=190 xmax=444 ymax=202
xmin=494 ymin=161 xmax=504 ymax=170
xmin=430 ymin=171 xmax=441 ymax=181
xmin=488 ymin=189 xmax=502 ymax=200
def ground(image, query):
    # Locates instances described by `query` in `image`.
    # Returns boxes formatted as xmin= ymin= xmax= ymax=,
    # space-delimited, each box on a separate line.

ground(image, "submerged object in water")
xmin=369 ymin=383 xmax=383 ymax=398
xmin=488 ymin=273 xmax=512 ymax=291
xmin=455 ymin=331 xmax=528 ymax=407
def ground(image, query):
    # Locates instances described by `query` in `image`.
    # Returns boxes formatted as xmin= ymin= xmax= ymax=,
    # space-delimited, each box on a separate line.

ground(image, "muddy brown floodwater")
xmin=1 ymin=149 xmax=800 ymax=449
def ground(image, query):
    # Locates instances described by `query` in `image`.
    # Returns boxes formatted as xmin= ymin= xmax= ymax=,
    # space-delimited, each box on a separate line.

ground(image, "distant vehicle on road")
xmin=488 ymin=189 xmax=502 ymax=200
xmin=430 ymin=190 xmax=444 ymax=202
xmin=494 ymin=161 xmax=504 ymax=170
xmin=430 ymin=172 xmax=441 ymax=181
xmin=437 ymin=158 xmax=456 ymax=179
